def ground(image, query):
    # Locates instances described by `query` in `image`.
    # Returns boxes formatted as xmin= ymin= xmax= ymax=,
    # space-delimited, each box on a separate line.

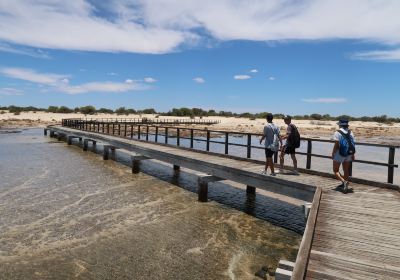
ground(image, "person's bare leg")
xmin=333 ymin=161 xmax=345 ymax=183
xmin=264 ymin=157 xmax=268 ymax=172
xmin=291 ymin=154 xmax=298 ymax=170
xmin=342 ymin=161 xmax=350 ymax=181
xmin=268 ymin=157 xmax=275 ymax=174
xmin=279 ymin=152 xmax=285 ymax=169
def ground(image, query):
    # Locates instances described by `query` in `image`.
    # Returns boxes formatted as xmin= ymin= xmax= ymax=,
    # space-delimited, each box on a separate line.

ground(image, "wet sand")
xmin=0 ymin=129 xmax=301 ymax=279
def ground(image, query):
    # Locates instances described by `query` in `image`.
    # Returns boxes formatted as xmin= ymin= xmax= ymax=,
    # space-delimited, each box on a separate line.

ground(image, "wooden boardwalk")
xmin=47 ymin=126 xmax=400 ymax=280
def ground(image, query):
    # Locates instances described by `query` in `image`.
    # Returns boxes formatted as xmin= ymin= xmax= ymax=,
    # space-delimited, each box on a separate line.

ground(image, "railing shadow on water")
xmin=62 ymin=118 xmax=399 ymax=186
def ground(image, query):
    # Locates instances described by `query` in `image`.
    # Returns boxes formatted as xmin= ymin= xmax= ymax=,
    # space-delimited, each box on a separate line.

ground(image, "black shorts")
xmin=283 ymin=145 xmax=296 ymax=155
xmin=265 ymin=148 xmax=275 ymax=158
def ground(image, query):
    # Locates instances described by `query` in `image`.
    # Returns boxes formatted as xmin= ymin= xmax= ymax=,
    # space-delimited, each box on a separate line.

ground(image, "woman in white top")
xmin=332 ymin=119 xmax=356 ymax=193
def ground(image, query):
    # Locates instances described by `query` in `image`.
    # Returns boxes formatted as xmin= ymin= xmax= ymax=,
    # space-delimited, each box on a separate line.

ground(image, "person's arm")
xmin=332 ymin=141 xmax=339 ymax=158
xmin=350 ymin=130 xmax=356 ymax=160
xmin=260 ymin=126 xmax=266 ymax=144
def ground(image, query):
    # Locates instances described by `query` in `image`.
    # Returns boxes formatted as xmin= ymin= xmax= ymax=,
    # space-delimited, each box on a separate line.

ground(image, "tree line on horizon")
xmin=1 ymin=105 xmax=399 ymax=123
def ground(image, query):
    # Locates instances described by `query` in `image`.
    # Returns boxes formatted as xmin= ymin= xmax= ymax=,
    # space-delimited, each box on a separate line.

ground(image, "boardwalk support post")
xmin=197 ymin=175 xmax=222 ymax=202
xmin=246 ymin=185 xmax=256 ymax=194
xmin=275 ymin=260 xmax=294 ymax=280
xmin=173 ymin=165 xmax=180 ymax=171
xmin=83 ymin=139 xmax=96 ymax=151
xmin=302 ymin=202 xmax=312 ymax=220
xmin=131 ymin=155 xmax=151 ymax=173
xmin=103 ymin=145 xmax=119 ymax=160
xmin=57 ymin=133 xmax=65 ymax=141
xmin=67 ymin=136 xmax=82 ymax=145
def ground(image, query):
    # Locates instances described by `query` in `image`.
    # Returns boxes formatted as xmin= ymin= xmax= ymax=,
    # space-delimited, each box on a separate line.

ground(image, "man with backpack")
xmin=279 ymin=115 xmax=300 ymax=174
xmin=260 ymin=113 xmax=282 ymax=176
xmin=332 ymin=119 xmax=356 ymax=193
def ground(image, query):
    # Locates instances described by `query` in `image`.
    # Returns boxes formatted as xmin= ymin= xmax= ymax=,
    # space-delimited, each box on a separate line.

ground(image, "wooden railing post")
xmin=118 ymin=124 xmax=121 ymax=136
xmin=206 ymin=130 xmax=210 ymax=151
xmin=306 ymin=140 xmax=312 ymax=169
xmin=225 ymin=132 xmax=229 ymax=154
xmin=247 ymin=133 xmax=251 ymax=158
xmin=190 ymin=129 xmax=194 ymax=148
xmin=165 ymin=127 xmax=168 ymax=144
xmin=130 ymin=124 xmax=133 ymax=138
xmin=124 ymin=123 xmax=127 ymax=137
xmin=146 ymin=126 xmax=149 ymax=141
xmin=388 ymin=147 xmax=395 ymax=184
xmin=349 ymin=162 xmax=353 ymax=177
xmin=138 ymin=125 xmax=141 ymax=139
xmin=177 ymin=128 xmax=180 ymax=146
xmin=155 ymin=127 xmax=158 ymax=142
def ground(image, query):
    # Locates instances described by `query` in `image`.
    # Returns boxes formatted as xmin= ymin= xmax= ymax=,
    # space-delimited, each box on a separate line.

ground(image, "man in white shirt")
xmin=332 ymin=119 xmax=356 ymax=193
xmin=260 ymin=113 xmax=282 ymax=176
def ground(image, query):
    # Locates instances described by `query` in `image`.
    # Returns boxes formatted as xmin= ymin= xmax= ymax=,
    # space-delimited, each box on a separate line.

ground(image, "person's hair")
xmin=266 ymin=113 xmax=273 ymax=122
xmin=339 ymin=125 xmax=349 ymax=129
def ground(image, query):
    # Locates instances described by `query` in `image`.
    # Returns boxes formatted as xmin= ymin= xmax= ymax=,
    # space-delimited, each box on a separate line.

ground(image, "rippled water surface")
xmin=0 ymin=129 xmax=301 ymax=280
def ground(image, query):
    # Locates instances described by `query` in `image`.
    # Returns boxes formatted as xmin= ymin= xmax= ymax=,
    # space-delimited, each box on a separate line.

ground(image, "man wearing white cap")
xmin=332 ymin=119 xmax=356 ymax=193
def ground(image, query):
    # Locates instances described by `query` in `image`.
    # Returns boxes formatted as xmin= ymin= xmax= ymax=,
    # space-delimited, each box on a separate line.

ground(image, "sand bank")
xmin=1 ymin=112 xmax=400 ymax=145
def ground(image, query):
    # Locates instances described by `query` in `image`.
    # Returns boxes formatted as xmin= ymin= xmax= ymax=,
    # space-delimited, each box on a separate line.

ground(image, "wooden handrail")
xmin=291 ymin=187 xmax=322 ymax=280
xmin=62 ymin=119 xmax=399 ymax=184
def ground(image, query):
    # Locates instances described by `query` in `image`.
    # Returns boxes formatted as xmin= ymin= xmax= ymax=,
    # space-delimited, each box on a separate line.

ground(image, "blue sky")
xmin=0 ymin=1 xmax=400 ymax=116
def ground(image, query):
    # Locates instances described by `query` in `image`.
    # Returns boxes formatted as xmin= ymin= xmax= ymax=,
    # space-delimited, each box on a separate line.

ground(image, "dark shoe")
xmin=343 ymin=181 xmax=349 ymax=194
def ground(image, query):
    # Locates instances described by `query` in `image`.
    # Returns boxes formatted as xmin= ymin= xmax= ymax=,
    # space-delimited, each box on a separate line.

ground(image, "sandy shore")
xmin=1 ymin=111 xmax=400 ymax=145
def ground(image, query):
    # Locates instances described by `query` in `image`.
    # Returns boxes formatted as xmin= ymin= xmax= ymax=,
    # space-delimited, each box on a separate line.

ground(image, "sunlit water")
xmin=0 ymin=129 xmax=302 ymax=280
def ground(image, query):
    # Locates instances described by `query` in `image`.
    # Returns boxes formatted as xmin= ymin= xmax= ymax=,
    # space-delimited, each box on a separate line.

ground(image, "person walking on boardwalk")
xmin=332 ymin=119 xmax=356 ymax=193
xmin=279 ymin=115 xmax=301 ymax=174
xmin=260 ymin=113 xmax=282 ymax=176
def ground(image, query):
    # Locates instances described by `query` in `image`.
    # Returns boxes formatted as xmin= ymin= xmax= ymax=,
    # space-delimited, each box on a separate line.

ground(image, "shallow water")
xmin=0 ymin=129 xmax=301 ymax=280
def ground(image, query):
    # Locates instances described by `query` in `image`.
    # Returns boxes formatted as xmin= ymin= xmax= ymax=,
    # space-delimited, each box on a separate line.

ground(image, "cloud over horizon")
xmin=193 ymin=77 xmax=205 ymax=83
xmin=0 ymin=67 xmax=147 ymax=94
xmin=234 ymin=75 xmax=251 ymax=80
xmin=0 ymin=1 xmax=400 ymax=57
xmin=302 ymin=98 xmax=347 ymax=104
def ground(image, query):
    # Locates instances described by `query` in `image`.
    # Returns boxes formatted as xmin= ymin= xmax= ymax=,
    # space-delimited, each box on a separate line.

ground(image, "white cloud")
xmin=302 ymin=98 xmax=347 ymax=104
xmin=0 ymin=67 xmax=68 ymax=85
xmin=0 ymin=42 xmax=50 ymax=59
xmin=351 ymin=48 xmax=400 ymax=62
xmin=193 ymin=77 xmax=205 ymax=83
xmin=0 ymin=67 xmax=147 ymax=94
xmin=234 ymin=75 xmax=251 ymax=80
xmin=250 ymin=69 xmax=258 ymax=73
xmin=0 ymin=87 xmax=24 ymax=96
xmin=108 ymin=72 xmax=118 ymax=76
xmin=0 ymin=1 xmax=187 ymax=54
xmin=0 ymin=1 xmax=400 ymax=54
xmin=144 ymin=77 xmax=157 ymax=83
xmin=59 ymin=81 xmax=145 ymax=95
xmin=268 ymin=76 xmax=276 ymax=81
